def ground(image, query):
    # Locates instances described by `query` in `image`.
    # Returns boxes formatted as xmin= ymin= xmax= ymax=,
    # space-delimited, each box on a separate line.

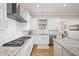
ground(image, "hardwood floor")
xmin=31 ymin=44 xmax=53 ymax=56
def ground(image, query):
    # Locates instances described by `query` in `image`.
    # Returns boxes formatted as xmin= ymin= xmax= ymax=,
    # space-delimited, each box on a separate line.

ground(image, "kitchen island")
xmin=54 ymin=37 xmax=79 ymax=56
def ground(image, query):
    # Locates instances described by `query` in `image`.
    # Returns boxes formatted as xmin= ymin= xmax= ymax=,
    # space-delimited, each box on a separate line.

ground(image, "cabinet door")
xmin=35 ymin=35 xmax=49 ymax=44
xmin=16 ymin=38 xmax=34 ymax=56
xmin=16 ymin=46 xmax=28 ymax=56
xmin=42 ymin=35 xmax=49 ymax=44
xmin=62 ymin=48 xmax=73 ymax=56
xmin=39 ymin=36 xmax=44 ymax=44
xmin=28 ymin=39 xmax=34 ymax=55
xmin=36 ymin=35 xmax=43 ymax=44
xmin=54 ymin=41 xmax=63 ymax=56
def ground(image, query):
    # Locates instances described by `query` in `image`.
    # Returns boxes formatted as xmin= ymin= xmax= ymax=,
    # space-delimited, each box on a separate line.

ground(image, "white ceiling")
xmin=20 ymin=3 xmax=79 ymax=17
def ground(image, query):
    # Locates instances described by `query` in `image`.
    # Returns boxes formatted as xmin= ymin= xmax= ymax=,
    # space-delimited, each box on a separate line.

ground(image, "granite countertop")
xmin=0 ymin=36 xmax=32 ymax=56
xmin=0 ymin=47 xmax=21 ymax=56
xmin=54 ymin=38 xmax=79 ymax=56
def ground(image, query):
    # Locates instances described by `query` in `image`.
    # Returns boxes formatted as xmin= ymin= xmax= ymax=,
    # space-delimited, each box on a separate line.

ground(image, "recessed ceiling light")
xmin=63 ymin=4 xmax=67 ymax=7
xmin=37 ymin=4 xmax=39 ymax=7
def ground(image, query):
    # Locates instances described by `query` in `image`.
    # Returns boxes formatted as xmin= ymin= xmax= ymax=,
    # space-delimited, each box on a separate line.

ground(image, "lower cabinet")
xmin=16 ymin=45 xmax=29 ymax=56
xmin=35 ymin=35 xmax=49 ymax=44
xmin=54 ymin=41 xmax=73 ymax=56
xmin=54 ymin=41 xmax=63 ymax=56
xmin=16 ymin=38 xmax=34 ymax=56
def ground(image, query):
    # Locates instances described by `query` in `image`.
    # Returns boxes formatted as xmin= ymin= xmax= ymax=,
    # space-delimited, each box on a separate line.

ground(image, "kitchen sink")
xmin=3 ymin=36 xmax=31 ymax=47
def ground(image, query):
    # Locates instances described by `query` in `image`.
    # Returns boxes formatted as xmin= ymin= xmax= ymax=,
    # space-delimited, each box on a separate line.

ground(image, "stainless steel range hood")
xmin=7 ymin=3 xmax=27 ymax=23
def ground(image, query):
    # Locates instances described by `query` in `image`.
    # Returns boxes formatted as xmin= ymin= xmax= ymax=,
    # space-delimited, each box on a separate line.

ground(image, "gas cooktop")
xmin=3 ymin=36 xmax=31 ymax=47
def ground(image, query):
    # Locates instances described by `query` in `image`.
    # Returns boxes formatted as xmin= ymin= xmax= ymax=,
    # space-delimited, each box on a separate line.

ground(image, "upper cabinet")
xmin=0 ymin=3 xmax=7 ymax=30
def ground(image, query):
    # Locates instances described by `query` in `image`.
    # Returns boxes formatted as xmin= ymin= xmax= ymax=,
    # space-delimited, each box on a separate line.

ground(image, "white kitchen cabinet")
xmin=62 ymin=48 xmax=73 ymax=56
xmin=34 ymin=35 xmax=42 ymax=44
xmin=16 ymin=38 xmax=34 ymax=56
xmin=35 ymin=35 xmax=49 ymax=44
xmin=42 ymin=35 xmax=49 ymax=44
xmin=17 ymin=45 xmax=29 ymax=56
xmin=54 ymin=41 xmax=63 ymax=56
xmin=0 ymin=3 xmax=7 ymax=30
xmin=28 ymin=37 xmax=34 ymax=55
xmin=54 ymin=40 xmax=74 ymax=56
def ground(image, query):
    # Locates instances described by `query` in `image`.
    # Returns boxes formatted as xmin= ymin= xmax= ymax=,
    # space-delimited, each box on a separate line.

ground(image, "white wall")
xmin=67 ymin=19 xmax=79 ymax=40
xmin=29 ymin=18 xmax=38 ymax=30
xmin=56 ymin=18 xmax=79 ymax=41
xmin=0 ymin=18 xmax=24 ymax=46
xmin=28 ymin=18 xmax=38 ymax=34
xmin=47 ymin=18 xmax=60 ymax=30
xmin=31 ymin=18 xmax=60 ymax=34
